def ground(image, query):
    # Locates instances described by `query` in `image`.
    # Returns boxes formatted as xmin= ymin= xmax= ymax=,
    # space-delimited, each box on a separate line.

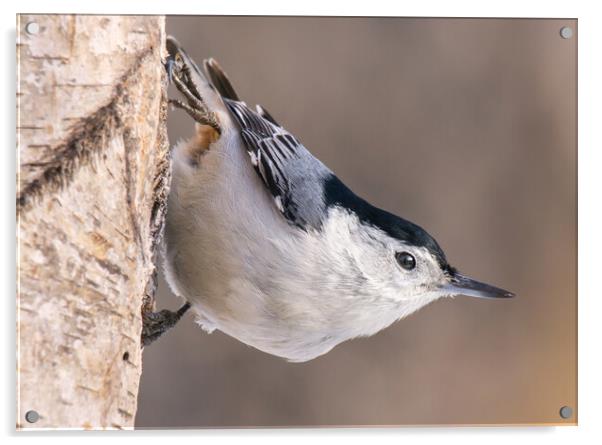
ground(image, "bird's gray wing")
xmin=224 ymin=98 xmax=332 ymax=230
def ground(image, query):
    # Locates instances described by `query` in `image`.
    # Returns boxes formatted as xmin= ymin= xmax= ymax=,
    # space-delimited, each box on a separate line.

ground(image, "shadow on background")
xmin=137 ymin=16 xmax=576 ymax=428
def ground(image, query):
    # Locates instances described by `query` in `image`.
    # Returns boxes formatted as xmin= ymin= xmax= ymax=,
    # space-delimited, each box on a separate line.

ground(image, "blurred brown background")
xmin=137 ymin=17 xmax=576 ymax=427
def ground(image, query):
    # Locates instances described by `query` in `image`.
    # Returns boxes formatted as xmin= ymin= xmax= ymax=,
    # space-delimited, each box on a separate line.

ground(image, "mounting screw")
xmin=559 ymin=405 xmax=573 ymax=419
xmin=25 ymin=22 xmax=40 ymax=35
xmin=559 ymin=26 xmax=573 ymax=39
xmin=25 ymin=410 xmax=39 ymax=423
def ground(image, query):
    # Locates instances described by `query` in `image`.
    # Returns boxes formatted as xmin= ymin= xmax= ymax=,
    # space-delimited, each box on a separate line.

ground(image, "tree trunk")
xmin=17 ymin=15 xmax=168 ymax=430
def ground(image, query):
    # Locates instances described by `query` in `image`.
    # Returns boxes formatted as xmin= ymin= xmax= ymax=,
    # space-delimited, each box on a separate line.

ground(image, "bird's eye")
xmin=395 ymin=251 xmax=416 ymax=271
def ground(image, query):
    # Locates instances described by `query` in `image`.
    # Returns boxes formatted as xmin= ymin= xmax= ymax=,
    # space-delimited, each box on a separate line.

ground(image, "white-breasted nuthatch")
xmin=158 ymin=37 xmax=514 ymax=362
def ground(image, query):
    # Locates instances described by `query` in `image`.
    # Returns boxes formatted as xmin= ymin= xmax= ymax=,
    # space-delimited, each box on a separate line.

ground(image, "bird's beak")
xmin=442 ymin=272 xmax=515 ymax=299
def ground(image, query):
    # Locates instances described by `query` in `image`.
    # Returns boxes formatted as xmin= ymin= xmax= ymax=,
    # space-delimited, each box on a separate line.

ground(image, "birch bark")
xmin=17 ymin=15 xmax=169 ymax=429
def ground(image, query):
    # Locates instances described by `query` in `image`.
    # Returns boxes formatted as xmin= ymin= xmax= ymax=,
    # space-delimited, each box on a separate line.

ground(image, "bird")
xmin=152 ymin=36 xmax=514 ymax=362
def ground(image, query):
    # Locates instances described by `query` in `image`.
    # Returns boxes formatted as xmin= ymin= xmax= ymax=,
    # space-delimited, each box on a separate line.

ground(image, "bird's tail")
xmin=204 ymin=56 xmax=280 ymax=126
xmin=203 ymin=58 xmax=240 ymax=101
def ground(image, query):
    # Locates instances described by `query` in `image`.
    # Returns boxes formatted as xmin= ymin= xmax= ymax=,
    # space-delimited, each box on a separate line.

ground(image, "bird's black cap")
xmin=322 ymin=174 xmax=452 ymax=272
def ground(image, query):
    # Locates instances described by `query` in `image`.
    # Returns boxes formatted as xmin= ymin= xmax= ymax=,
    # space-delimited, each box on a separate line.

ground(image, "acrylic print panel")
xmin=17 ymin=15 xmax=576 ymax=429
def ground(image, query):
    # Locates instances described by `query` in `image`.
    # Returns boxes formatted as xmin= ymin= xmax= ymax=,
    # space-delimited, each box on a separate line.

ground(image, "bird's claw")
xmin=141 ymin=302 xmax=192 ymax=346
xmin=165 ymin=52 xmax=221 ymax=134
xmin=165 ymin=57 xmax=176 ymax=83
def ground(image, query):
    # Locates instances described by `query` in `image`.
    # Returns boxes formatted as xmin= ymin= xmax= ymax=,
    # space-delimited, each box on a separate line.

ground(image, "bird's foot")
xmin=165 ymin=52 xmax=221 ymax=134
xmin=141 ymin=302 xmax=191 ymax=346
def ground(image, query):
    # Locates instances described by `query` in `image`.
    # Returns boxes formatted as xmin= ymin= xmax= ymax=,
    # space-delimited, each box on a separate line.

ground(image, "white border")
xmin=3 ymin=1 xmax=601 ymax=444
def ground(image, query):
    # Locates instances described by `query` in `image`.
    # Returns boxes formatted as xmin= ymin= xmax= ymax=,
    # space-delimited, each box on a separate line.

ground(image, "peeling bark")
xmin=16 ymin=15 xmax=169 ymax=429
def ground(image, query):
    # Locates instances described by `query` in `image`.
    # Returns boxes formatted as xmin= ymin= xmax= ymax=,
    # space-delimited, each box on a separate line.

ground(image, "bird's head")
xmin=322 ymin=175 xmax=514 ymax=324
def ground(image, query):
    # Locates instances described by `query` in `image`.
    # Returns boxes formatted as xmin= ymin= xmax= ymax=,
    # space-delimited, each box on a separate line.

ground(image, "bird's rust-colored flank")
xmin=186 ymin=122 xmax=220 ymax=164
